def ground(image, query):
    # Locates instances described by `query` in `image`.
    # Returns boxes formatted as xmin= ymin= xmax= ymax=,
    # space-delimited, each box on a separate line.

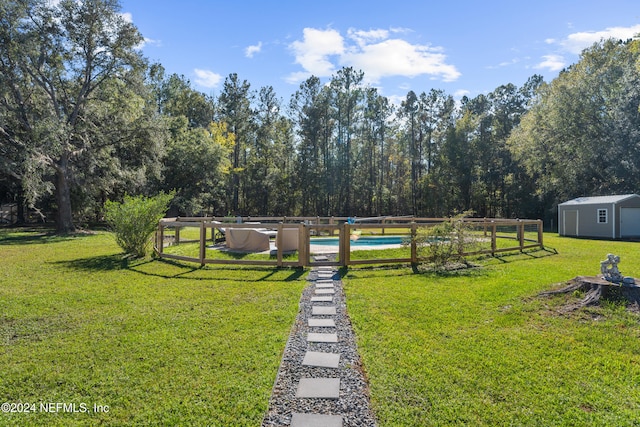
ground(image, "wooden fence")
xmin=0 ymin=203 xmax=18 ymax=225
xmin=154 ymin=217 xmax=544 ymax=268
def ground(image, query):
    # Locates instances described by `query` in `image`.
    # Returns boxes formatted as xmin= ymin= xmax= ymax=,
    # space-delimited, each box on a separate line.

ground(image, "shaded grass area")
xmin=0 ymin=229 xmax=306 ymax=426
xmin=344 ymin=235 xmax=640 ymax=426
xmin=163 ymin=240 xmax=301 ymax=262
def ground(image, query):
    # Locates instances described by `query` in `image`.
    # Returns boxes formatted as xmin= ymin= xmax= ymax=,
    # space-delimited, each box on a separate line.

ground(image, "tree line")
xmin=1 ymin=0 xmax=639 ymax=233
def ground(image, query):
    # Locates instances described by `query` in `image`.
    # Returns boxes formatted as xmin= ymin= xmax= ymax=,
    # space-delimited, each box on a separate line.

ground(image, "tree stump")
xmin=539 ymin=276 xmax=640 ymax=312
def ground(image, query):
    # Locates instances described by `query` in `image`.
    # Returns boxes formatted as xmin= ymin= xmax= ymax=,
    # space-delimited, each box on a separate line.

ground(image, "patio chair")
xmin=211 ymin=221 xmax=227 ymax=243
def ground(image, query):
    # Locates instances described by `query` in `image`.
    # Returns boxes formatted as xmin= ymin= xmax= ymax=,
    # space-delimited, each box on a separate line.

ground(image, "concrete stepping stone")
xmin=310 ymin=296 xmax=333 ymax=302
xmin=307 ymin=332 xmax=338 ymax=343
xmin=312 ymin=306 xmax=337 ymax=315
xmin=314 ymin=289 xmax=335 ymax=294
xmin=291 ymin=412 xmax=343 ymax=427
xmin=315 ymin=282 xmax=334 ymax=288
xmin=313 ymin=256 xmax=330 ymax=262
xmin=316 ymin=283 xmax=334 ymax=288
xmin=302 ymin=351 xmax=340 ymax=368
xmin=296 ymin=378 xmax=340 ymax=399
xmin=308 ymin=318 xmax=336 ymax=327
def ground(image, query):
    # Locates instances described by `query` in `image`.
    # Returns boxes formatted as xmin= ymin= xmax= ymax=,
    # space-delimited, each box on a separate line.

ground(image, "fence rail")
xmin=154 ymin=217 xmax=544 ymax=268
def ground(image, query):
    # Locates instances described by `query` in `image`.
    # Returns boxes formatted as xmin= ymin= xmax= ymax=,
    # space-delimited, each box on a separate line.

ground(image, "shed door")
xmin=620 ymin=208 xmax=640 ymax=237
xmin=563 ymin=210 xmax=578 ymax=236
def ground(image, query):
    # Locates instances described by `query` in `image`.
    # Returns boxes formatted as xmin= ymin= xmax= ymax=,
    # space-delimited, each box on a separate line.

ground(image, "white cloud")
xmin=557 ymin=24 xmax=640 ymax=54
xmin=347 ymin=28 xmax=389 ymax=47
xmin=390 ymin=27 xmax=413 ymax=35
xmin=287 ymin=27 xmax=460 ymax=85
xmin=289 ymin=28 xmax=345 ymax=80
xmin=535 ymin=24 xmax=640 ymax=75
xmin=535 ymin=54 xmax=566 ymax=72
xmin=245 ymin=42 xmax=263 ymax=58
xmin=342 ymin=38 xmax=460 ymax=83
xmin=194 ymin=69 xmax=222 ymax=88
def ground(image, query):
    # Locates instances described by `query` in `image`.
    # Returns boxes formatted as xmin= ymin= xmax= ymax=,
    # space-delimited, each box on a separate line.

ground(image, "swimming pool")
xmin=310 ymin=235 xmax=408 ymax=246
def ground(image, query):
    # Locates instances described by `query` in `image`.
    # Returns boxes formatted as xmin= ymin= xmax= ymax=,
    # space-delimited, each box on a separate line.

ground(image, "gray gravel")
xmin=262 ymin=267 xmax=378 ymax=427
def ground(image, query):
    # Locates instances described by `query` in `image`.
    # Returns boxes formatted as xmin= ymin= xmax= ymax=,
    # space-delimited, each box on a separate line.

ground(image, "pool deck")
xmin=208 ymin=241 xmax=404 ymax=255
xmin=309 ymin=242 xmax=403 ymax=254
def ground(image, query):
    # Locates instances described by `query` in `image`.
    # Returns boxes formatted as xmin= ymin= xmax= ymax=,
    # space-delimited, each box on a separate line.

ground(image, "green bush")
xmin=414 ymin=212 xmax=478 ymax=269
xmin=104 ymin=192 xmax=174 ymax=257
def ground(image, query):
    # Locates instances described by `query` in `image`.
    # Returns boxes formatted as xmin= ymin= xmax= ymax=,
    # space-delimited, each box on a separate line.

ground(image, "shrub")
xmin=414 ymin=212 xmax=478 ymax=270
xmin=104 ymin=192 xmax=174 ymax=257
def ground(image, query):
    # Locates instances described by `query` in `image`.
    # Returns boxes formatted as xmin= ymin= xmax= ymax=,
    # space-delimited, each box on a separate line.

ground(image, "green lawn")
xmin=2 ymin=229 xmax=639 ymax=426
xmin=344 ymin=235 xmax=640 ymax=426
xmin=0 ymin=229 xmax=306 ymax=426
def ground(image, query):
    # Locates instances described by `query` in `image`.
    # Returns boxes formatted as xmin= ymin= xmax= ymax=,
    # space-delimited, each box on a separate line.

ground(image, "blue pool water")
xmin=311 ymin=236 xmax=407 ymax=246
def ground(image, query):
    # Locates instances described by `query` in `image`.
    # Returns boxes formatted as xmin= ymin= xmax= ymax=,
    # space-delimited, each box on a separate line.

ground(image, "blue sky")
xmin=120 ymin=0 xmax=640 ymax=104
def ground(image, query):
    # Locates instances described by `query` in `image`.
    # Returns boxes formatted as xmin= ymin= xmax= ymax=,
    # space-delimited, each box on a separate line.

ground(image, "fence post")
xmin=344 ymin=223 xmax=351 ymax=267
xmin=174 ymin=217 xmax=181 ymax=245
xmin=537 ymin=219 xmax=544 ymax=249
xmin=411 ymin=222 xmax=417 ymax=265
xmin=157 ymin=223 xmax=164 ymax=255
xmin=519 ymin=221 xmax=525 ymax=252
xmin=199 ymin=221 xmax=206 ymax=266
xmin=276 ymin=223 xmax=283 ymax=267
xmin=299 ymin=224 xmax=308 ymax=267
xmin=491 ymin=222 xmax=497 ymax=256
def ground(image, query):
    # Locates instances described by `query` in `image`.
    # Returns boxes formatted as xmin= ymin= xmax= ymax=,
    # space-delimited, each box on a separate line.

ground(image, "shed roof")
xmin=559 ymin=194 xmax=640 ymax=206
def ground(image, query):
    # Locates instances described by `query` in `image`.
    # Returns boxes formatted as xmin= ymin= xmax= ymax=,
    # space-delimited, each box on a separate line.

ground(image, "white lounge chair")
xmin=211 ymin=221 xmax=226 ymax=243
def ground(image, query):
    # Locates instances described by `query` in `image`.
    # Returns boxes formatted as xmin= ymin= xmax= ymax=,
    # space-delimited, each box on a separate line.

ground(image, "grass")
xmin=344 ymin=235 xmax=640 ymax=426
xmin=0 ymin=228 xmax=306 ymax=426
xmin=3 ymin=228 xmax=640 ymax=426
xmin=163 ymin=240 xmax=300 ymax=262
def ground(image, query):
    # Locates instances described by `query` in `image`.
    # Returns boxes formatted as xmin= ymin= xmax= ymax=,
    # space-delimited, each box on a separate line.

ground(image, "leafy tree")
xmin=0 ymin=0 xmax=155 ymax=232
xmin=218 ymin=73 xmax=254 ymax=214
xmin=153 ymin=70 xmax=215 ymax=128
xmin=418 ymin=89 xmax=456 ymax=216
xmin=330 ymin=67 xmax=365 ymax=214
xmin=290 ymin=76 xmax=327 ymax=215
xmin=400 ymin=90 xmax=420 ymax=214
xmin=358 ymin=87 xmax=393 ymax=216
xmin=162 ymin=118 xmax=231 ymax=215
xmin=509 ymin=38 xmax=640 ymax=223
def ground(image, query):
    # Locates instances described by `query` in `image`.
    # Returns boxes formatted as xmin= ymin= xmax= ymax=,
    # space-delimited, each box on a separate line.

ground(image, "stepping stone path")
xmin=262 ymin=262 xmax=377 ymax=427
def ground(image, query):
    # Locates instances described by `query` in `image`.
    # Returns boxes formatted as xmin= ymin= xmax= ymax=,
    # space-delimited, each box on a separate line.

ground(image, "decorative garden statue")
xmin=600 ymin=253 xmax=623 ymax=283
